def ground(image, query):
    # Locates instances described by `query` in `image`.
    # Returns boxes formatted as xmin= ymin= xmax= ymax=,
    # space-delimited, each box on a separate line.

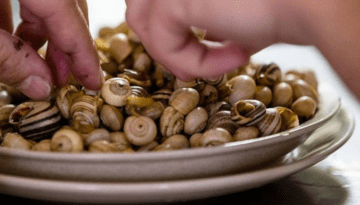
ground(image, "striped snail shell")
xmin=256 ymin=108 xmax=282 ymax=137
xmin=255 ymin=63 xmax=282 ymax=87
xmin=118 ymin=69 xmax=152 ymax=89
xmin=205 ymin=101 xmax=231 ymax=117
xmin=70 ymin=94 xmax=102 ymax=134
xmin=9 ymin=101 xmax=62 ymax=141
xmin=198 ymin=84 xmax=218 ymax=106
xmin=123 ymin=115 xmax=157 ymax=146
xmin=203 ymin=74 xmax=227 ymax=88
xmin=206 ymin=110 xmax=239 ymax=135
xmin=101 ymin=77 xmax=132 ymax=107
xmin=56 ymin=85 xmax=81 ymax=119
xmin=159 ymin=106 xmax=184 ymax=138
xmin=151 ymin=88 xmax=172 ymax=106
xmin=231 ymin=99 xmax=266 ymax=126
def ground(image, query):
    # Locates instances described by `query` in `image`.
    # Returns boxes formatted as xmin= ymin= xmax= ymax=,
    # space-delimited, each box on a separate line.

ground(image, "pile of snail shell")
xmin=0 ymin=22 xmax=319 ymax=153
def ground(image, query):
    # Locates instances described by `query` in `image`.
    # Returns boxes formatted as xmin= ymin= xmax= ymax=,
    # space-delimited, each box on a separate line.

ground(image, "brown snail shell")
xmin=231 ymin=100 xmax=266 ymax=126
xmin=272 ymin=82 xmax=293 ymax=107
xmin=255 ymin=63 xmax=282 ymax=87
xmin=133 ymin=53 xmax=152 ymax=73
xmin=291 ymin=79 xmax=319 ymax=103
xmin=199 ymin=128 xmax=233 ymax=147
xmin=101 ymin=77 xmax=131 ymax=107
xmin=0 ymin=90 xmax=12 ymax=107
xmin=153 ymin=134 xmax=189 ymax=151
xmin=169 ymin=88 xmax=200 ymax=115
xmin=203 ymin=74 xmax=227 ymax=88
xmin=184 ymin=107 xmax=208 ymax=135
xmin=109 ymin=132 xmax=132 ymax=151
xmin=173 ymin=78 xmax=205 ymax=92
xmin=198 ymin=84 xmax=218 ymax=106
xmin=189 ymin=133 xmax=203 ymax=148
xmin=0 ymin=104 xmax=16 ymax=137
xmin=254 ymin=85 xmax=272 ymax=107
xmin=50 ymin=127 xmax=84 ymax=152
xmin=70 ymin=94 xmax=102 ymax=134
xmin=276 ymin=107 xmax=300 ymax=132
xmin=9 ymin=101 xmax=62 ymax=141
xmin=233 ymin=126 xmax=259 ymax=141
xmin=151 ymin=88 xmax=172 ymax=106
xmin=100 ymin=104 xmax=124 ymax=131
xmin=205 ymin=101 xmax=231 ymax=117
xmin=1 ymin=132 xmax=33 ymax=150
xmin=227 ymin=75 xmax=257 ymax=105
xmin=206 ymin=110 xmax=239 ymax=135
xmin=88 ymin=140 xmax=120 ymax=153
xmin=137 ymin=101 xmax=165 ymax=120
xmin=256 ymin=108 xmax=282 ymax=137
xmin=291 ymin=96 xmax=317 ymax=121
xmin=118 ymin=69 xmax=152 ymax=89
xmin=159 ymin=106 xmax=184 ymax=138
xmin=124 ymin=116 xmax=157 ymax=146
xmin=56 ymin=85 xmax=81 ymax=119
xmin=108 ymin=33 xmax=132 ymax=64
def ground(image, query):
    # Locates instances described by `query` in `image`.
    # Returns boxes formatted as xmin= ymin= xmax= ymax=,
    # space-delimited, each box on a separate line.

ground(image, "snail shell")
xmin=108 ymin=33 xmax=132 ymax=64
xmin=50 ymin=127 xmax=84 ymax=152
xmin=100 ymin=104 xmax=124 ymax=131
xmin=291 ymin=96 xmax=317 ymax=121
xmin=184 ymin=107 xmax=208 ymax=135
xmin=56 ymin=85 xmax=81 ymax=119
xmin=1 ymin=133 xmax=33 ymax=150
xmin=0 ymin=104 xmax=16 ymax=137
xmin=169 ymin=88 xmax=200 ymax=115
xmin=199 ymin=128 xmax=233 ymax=147
xmin=137 ymin=141 xmax=159 ymax=152
xmin=159 ymin=106 xmax=184 ymax=138
xmin=9 ymin=101 xmax=62 ymax=141
xmin=88 ymin=140 xmax=119 ymax=153
xmin=0 ymin=90 xmax=12 ymax=107
xmin=198 ymin=84 xmax=218 ymax=106
xmin=276 ymin=107 xmax=299 ymax=132
xmin=153 ymin=134 xmax=189 ymax=151
xmin=233 ymin=126 xmax=259 ymax=141
xmin=206 ymin=110 xmax=239 ymax=135
xmin=31 ymin=139 xmax=51 ymax=152
xmin=272 ymin=82 xmax=293 ymax=107
xmin=151 ymin=88 xmax=172 ymax=106
xmin=254 ymin=85 xmax=272 ymax=107
xmin=231 ymin=100 xmax=266 ymax=126
xmin=203 ymin=74 xmax=227 ymax=88
xmin=82 ymin=128 xmax=111 ymax=147
xmin=227 ymin=75 xmax=257 ymax=105
xmin=118 ymin=69 xmax=152 ymax=89
xmin=255 ymin=63 xmax=282 ymax=87
xmin=133 ymin=52 xmax=152 ymax=73
xmin=70 ymin=94 xmax=102 ymax=133
xmin=291 ymin=79 xmax=319 ymax=103
xmin=124 ymin=116 xmax=157 ymax=146
xmin=189 ymin=133 xmax=203 ymax=148
xmin=256 ymin=108 xmax=282 ymax=137
xmin=101 ymin=77 xmax=131 ymax=107
xmin=205 ymin=101 xmax=231 ymax=117
xmin=109 ymin=132 xmax=132 ymax=151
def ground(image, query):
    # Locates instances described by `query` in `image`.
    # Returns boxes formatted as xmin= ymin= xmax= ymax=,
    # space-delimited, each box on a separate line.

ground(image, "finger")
xmin=0 ymin=0 xmax=13 ymax=33
xmin=125 ymin=0 xmax=151 ymax=37
xmin=19 ymin=0 xmax=103 ymax=90
xmin=76 ymin=0 xmax=89 ymax=24
xmin=0 ymin=30 xmax=52 ymax=100
xmin=14 ymin=5 xmax=48 ymax=50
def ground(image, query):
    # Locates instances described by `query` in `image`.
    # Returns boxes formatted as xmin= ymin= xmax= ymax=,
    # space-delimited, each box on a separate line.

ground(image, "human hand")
xmin=0 ymin=0 xmax=103 ymax=100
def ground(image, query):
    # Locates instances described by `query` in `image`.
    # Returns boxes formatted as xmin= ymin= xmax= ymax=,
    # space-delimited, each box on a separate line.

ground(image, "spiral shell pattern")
xmin=124 ymin=116 xmax=157 ymax=146
xmin=231 ymin=99 xmax=266 ymax=126
xmin=206 ymin=110 xmax=239 ymax=135
xmin=256 ymin=108 xmax=282 ymax=136
xmin=70 ymin=95 xmax=101 ymax=133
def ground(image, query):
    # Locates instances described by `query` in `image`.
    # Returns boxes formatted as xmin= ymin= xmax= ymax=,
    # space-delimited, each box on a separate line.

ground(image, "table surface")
xmin=3 ymin=1 xmax=360 ymax=204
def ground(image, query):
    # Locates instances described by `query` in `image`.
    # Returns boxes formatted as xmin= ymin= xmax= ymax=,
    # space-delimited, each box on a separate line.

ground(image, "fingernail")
xmin=17 ymin=75 xmax=51 ymax=100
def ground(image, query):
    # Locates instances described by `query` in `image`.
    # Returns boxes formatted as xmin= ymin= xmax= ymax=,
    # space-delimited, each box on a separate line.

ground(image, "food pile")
xmin=0 ymin=22 xmax=319 ymax=153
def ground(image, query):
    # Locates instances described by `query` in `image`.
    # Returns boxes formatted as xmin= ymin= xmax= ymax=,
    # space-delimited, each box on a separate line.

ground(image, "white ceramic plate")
xmin=0 ymin=106 xmax=353 ymax=204
xmin=0 ymin=84 xmax=340 ymax=182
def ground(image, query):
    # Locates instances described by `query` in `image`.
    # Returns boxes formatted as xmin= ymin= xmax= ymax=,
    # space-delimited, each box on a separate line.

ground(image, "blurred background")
xmin=10 ymin=0 xmax=360 ymax=178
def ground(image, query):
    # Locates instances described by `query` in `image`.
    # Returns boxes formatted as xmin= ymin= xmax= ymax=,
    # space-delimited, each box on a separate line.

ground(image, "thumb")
xmin=0 ymin=30 xmax=52 ymax=100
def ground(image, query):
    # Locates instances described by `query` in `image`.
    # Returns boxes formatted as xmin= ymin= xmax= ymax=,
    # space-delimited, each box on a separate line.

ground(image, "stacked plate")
xmin=0 ymin=84 xmax=354 ymax=204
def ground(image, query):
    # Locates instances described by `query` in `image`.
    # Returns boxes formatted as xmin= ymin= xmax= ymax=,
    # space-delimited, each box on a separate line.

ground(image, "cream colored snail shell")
xmin=291 ymin=79 xmax=319 ymax=103
xmin=31 ymin=139 xmax=51 ymax=152
xmin=50 ymin=127 xmax=84 ymax=152
xmin=199 ymin=128 xmax=233 ymax=147
xmin=56 ymin=85 xmax=80 ymax=119
xmin=227 ymin=75 xmax=257 ymax=106
xmin=0 ymin=104 xmax=16 ymax=137
xmin=124 ymin=116 xmax=157 ymax=146
xmin=184 ymin=107 xmax=208 ymax=135
xmin=233 ymin=127 xmax=259 ymax=142
xmin=0 ymin=90 xmax=12 ymax=107
xmin=291 ymin=96 xmax=317 ymax=120
xmin=101 ymin=77 xmax=132 ymax=107
xmin=108 ymin=33 xmax=132 ymax=64
xmin=88 ymin=140 xmax=119 ymax=153
xmin=159 ymin=106 xmax=184 ymax=138
xmin=1 ymin=133 xmax=32 ymax=150
xmin=100 ymin=104 xmax=124 ymax=131
xmin=272 ymin=82 xmax=293 ymax=108
xmin=82 ymin=128 xmax=111 ymax=147
xmin=153 ymin=134 xmax=189 ymax=151
xmin=169 ymin=88 xmax=200 ymax=115
xmin=254 ymin=85 xmax=272 ymax=107
xmin=109 ymin=132 xmax=132 ymax=151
